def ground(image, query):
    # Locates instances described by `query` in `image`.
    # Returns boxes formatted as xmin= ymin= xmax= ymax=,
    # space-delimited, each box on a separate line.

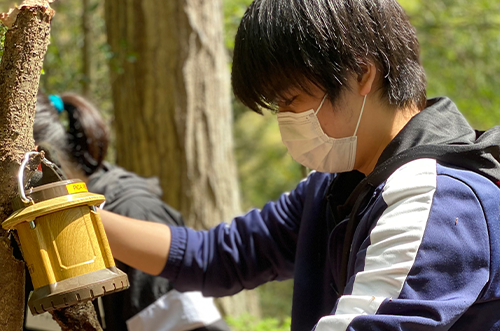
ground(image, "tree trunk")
xmin=81 ymin=0 xmax=91 ymax=96
xmin=0 ymin=2 xmax=102 ymax=330
xmin=104 ymin=0 xmax=260 ymax=318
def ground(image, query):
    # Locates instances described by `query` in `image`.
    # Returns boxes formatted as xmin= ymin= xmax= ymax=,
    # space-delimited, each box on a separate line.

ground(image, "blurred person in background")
xmin=25 ymin=91 xmax=230 ymax=331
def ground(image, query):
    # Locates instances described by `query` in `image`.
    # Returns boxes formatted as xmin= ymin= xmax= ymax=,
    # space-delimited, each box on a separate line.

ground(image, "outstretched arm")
xmin=98 ymin=209 xmax=171 ymax=276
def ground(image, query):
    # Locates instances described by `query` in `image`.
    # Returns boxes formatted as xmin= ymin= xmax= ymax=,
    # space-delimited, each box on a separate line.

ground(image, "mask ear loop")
xmin=353 ymin=95 xmax=367 ymax=136
xmin=314 ymin=94 xmax=329 ymax=115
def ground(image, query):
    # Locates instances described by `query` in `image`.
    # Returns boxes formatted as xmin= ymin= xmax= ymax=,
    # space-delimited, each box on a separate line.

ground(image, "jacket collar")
xmin=371 ymin=96 xmax=500 ymax=186
xmin=377 ymin=97 xmax=477 ymax=167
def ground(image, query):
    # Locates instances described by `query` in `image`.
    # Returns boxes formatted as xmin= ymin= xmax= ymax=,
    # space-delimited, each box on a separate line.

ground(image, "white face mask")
xmin=277 ymin=94 xmax=367 ymax=173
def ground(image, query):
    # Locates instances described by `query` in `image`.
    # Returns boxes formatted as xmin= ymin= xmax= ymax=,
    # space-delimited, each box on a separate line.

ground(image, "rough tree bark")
xmin=0 ymin=2 xmax=102 ymax=330
xmin=104 ymin=0 xmax=260 ymax=318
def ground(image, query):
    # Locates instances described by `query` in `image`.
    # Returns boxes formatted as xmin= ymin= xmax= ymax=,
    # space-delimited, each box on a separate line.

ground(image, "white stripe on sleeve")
xmin=316 ymin=158 xmax=437 ymax=331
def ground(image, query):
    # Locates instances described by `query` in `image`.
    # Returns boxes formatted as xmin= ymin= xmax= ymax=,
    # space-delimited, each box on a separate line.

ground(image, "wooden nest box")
xmin=2 ymin=153 xmax=129 ymax=315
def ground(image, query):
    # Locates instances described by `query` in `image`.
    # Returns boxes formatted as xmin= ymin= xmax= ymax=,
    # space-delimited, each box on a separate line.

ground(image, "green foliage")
xmin=223 ymin=0 xmax=252 ymax=51
xmin=234 ymin=110 xmax=304 ymax=210
xmin=399 ymin=0 xmax=500 ymax=129
xmin=227 ymin=314 xmax=291 ymax=331
xmin=257 ymin=280 xmax=294 ymax=321
xmin=0 ymin=23 xmax=6 ymax=61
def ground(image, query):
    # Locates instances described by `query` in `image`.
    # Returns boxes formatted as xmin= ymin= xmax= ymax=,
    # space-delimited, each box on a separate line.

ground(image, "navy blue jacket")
xmin=162 ymin=97 xmax=500 ymax=331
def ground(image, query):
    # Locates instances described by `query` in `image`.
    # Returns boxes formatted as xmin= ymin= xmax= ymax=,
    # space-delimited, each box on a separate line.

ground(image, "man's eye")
xmin=284 ymin=96 xmax=298 ymax=106
xmin=276 ymin=96 xmax=298 ymax=108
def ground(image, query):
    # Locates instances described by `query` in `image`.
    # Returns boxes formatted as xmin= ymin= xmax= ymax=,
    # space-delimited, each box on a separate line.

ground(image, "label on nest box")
xmin=66 ymin=182 xmax=88 ymax=194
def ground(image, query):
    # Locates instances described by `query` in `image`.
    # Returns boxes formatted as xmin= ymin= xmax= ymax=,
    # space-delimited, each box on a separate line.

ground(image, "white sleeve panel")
xmin=316 ymin=158 xmax=437 ymax=331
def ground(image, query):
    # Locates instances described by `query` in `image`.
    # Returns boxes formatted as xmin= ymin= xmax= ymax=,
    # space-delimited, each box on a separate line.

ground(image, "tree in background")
xmin=103 ymin=0 xmax=260 ymax=318
xmin=81 ymin=0 xmax=92 ymax=96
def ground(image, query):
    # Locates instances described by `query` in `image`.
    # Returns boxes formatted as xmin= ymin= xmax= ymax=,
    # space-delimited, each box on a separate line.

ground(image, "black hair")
xmin=34 ymin=92 xmax=109 ymax=176
xmin=231 ymin=0 xmax=427 ymax=113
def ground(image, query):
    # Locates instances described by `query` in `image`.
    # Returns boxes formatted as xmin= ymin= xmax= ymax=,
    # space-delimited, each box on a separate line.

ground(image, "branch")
xmin=51 ymin=301 xmax=103 ymax=331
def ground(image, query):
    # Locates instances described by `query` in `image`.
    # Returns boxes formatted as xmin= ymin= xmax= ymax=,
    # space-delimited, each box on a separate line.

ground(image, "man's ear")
xmin=357 ymin=63 xmax=377 ymax=96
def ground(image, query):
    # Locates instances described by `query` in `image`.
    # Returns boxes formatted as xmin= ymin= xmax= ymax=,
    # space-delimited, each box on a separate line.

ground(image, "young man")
xmin=99 ymin=0 xmax=500 ymax=330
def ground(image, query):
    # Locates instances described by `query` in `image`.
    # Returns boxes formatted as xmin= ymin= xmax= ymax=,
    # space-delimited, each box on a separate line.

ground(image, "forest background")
xmin=0 ymin=0 xmax=499 ymax=330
